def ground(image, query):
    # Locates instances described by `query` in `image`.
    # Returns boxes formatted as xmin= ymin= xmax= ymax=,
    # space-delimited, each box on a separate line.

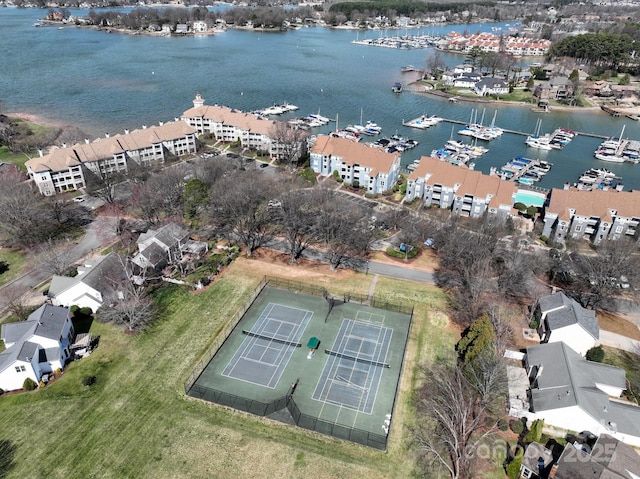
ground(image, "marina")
xmin=575 ymin=168 xmax=624 ymax=191
xmin=593 ymin=126 xmax=640 ymax=163
xmin=3 ymin=9 xmax=640 ymax=191
xmin=493 ymin=157 xmax=553 ymax=185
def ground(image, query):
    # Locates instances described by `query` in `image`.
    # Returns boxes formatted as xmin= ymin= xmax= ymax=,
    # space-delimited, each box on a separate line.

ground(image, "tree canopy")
xmin=549 ymin=33 xmax=636 ymax=70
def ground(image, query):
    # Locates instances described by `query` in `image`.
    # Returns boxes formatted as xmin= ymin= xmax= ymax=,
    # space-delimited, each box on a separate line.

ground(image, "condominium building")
xmin=405 ymin=156 xmax=517 ymax=220
xmin=309 ymin=135 xmax=401 ymax=195
xmin=25 ymin=122 xmax=198 ymax=196
xmin=181 ymin=94 xmax=296 ymax=160
xmin=541 ymin=188 xmax=640 ymax=244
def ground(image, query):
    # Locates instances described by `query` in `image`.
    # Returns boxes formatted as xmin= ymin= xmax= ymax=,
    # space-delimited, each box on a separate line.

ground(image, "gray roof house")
xmin=535 ymin=292 xmax=599 ymax=356
xmin=0 ymin=304 xmax=74 ymax=392
xmin=520 ymin=442 xmax=554 ymax=479
xmin=554 ymin=434 xmax=640 ymax=479
xmin=472 ymin=77 xmax=509 ymax=96
xmin=132 ymin=223 xmax=207 ymax=270
xmin=526 ymin=342 xmax=640 ymax=447
xmin=49 ymin=252 xmax=129 ymax=313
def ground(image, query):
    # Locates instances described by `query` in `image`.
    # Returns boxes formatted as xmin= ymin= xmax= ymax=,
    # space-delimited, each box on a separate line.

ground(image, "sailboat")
xmin=525 ymin=118 xmax=552 ymax=150
xmin=594 ymin=124 xmax=626 ymax=162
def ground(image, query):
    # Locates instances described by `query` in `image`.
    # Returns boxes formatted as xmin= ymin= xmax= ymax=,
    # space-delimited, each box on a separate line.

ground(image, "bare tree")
xmin=98 ymin=282 xmax=154 ymax=332
xmin=273 ymin=189 xmax=317 ymax=262
xmin=0 ymin=285 xmax=31 ymax=321
xmin=415 ymin=358 xmax=506 ymax=479
xmin=130 ymin=167 xmax=186 ymax=224
xmin=426 ymin=50 xmax=446 ymax=79
xmin=83 ymin=163 xmax=126 ymax=205
xmin=34 ymin=238 xmax=76 ymax=275
xmin=210 ymin=170 xmax=277 ymax=256
xmin=270 ymin=121 xmax=309 ymax=169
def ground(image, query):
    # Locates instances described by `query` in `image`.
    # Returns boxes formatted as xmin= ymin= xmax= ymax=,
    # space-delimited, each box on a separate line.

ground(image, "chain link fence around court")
xmin=187 ymin=383 xmax=388 ymax=450
xmin=183 ymin=277 xmax=268 ymax=393
xmin=264 ymin=276 xmax=414 ymax=316
xmin=184 ymin=275 xmax=414 ymax=450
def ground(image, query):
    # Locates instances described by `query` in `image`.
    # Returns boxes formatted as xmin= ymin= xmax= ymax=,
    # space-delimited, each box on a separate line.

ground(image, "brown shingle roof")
xmin=409 ymin=156 xmax=517 ymax=207
xmin=182 ymin=104 xmax=280 ymax=136
xmin=311 ymin=135 xmax=399 ymax=174
xmin=547 ymin=188 xmax=640 ymax=222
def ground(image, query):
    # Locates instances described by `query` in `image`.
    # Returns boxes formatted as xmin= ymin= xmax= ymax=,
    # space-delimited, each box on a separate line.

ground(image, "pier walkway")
xmin=438 ymin=118 xmax=608 ymax=140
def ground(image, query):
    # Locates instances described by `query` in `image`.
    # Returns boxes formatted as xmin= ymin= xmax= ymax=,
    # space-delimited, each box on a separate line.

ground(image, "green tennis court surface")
xmin=187 ymin=284 xmax=413 ymax=449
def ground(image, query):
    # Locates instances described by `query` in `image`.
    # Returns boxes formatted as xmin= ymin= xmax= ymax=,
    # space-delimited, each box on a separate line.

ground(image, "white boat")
xmin=404 ymin=115 xmax=441 ymax=129
xmin=594 ymin=125 xmax=626 ymax=162
xmin=525 ymin=136 xmax=553 ymax=150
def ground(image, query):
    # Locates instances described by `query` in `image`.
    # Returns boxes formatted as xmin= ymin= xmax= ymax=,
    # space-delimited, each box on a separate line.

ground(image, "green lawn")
xmin=0 ymin=258 xmax=460 ymax=479
xmin=0 ymin=249 xmax=27 ymax=287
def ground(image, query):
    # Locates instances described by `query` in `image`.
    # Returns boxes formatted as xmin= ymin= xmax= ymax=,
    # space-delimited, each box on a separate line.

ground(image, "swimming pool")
xmin=514 ymin=190 xmax=547 ymax=207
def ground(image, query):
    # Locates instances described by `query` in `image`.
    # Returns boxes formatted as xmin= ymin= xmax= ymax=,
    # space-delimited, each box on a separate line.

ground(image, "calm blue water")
xmin=1 ymin=7 xmax=639 ymax=189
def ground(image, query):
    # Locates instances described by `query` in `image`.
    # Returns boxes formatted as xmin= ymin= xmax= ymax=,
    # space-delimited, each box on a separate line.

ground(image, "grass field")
xmin=0 ymin=249 xmax=27 ymax=287
xmin=0 ymin=255 xmax=470 ymax=479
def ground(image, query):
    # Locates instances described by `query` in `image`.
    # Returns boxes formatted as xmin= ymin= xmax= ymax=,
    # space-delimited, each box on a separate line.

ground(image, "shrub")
xmin=514 ymin=202 xmax=527 ymax=211
xmin=23 ymin=377 xmax=37 ymax=391
xmin=529 ymin=320 xmax=538 ymax=330
xmin=0 ymin=260 xmax=9 ymax=275
xmin=82 ymin=375 xmax=97 ymax=387
xmin=539 ymin=235 xmax=548 ymax=243
xmin=386 ymin=246 xmax=419 ymax=260
xmin=506 ymin=447 xmax=524 ymax=479
xmin=523 ymin=419 xmax=544 ymax=443
xmin=0 ymin=388 xmax=4 ymax=396
xmin=586 ymin=346 xmax=605 ymax=362
xmin=510 ymin=419 xmax=524 ymax=435
xmin=498 ymin=418 xmax=509 ymax=431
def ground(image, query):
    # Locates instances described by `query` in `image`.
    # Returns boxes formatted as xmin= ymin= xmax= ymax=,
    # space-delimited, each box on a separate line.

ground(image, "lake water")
xmin=1 ymin=7 xmax=639 ymax=189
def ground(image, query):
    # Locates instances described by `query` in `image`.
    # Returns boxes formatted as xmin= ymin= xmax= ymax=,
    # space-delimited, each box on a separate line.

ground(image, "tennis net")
xmin=242 ymin=330 xmax=302 ymax=348
xmin=325 ymin=349 xmax=390 ymax=368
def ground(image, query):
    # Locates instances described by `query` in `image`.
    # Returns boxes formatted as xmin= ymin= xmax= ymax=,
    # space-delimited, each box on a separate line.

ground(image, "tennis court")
xmin=187 ymin=282 xmax=413 ymax=449
xmin=222 ymin=303 xmax=313 ymax=388
xmin=312 ymin=319 xmax=392 ymax=413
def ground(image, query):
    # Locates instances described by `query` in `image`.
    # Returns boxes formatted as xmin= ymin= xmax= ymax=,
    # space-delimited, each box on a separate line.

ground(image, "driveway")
xmin=0 ymin=216 xmax=119 ymax=314
xmin=598 ymin=330 xmax=640 ymax=354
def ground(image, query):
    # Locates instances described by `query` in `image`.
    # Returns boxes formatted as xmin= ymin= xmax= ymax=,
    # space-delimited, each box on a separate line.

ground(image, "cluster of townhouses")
xmin=511 ymin=292 xmax=640 ymax=446
xmin=440 ymin=31 xmax=551 ymax=56
xmin=25 ymin=121 xmax=198 ymax=196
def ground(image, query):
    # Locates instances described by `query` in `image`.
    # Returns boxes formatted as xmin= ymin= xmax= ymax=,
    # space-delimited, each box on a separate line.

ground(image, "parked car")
xmin=260 ymin=163 xmax=269 ymax=168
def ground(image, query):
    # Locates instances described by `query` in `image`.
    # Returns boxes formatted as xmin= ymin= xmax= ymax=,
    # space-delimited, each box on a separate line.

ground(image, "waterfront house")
xmin=534 ymin=77 xmax=575 ymax=102
xmin=0 ymin=304 xmax=74 ymax=392
xmin=192 ymin=21 xmax=207 ymax=33
xmin=25 ymin=122 xmax=198 ymax=196
xmin=553 ymin=434 xmax=640 ymax=479
xmin=405 ymin=156 xmax=517 ymax=221
xmin=181 ymin=94 xmax=297 ymax=161
xmin=473 ymin=77 xmax=509 ymax=96
xmin=533 ymin=292 xmax=599 ymax=356
xmin=525 ymin=341 xmax=640 ymax=447
xmin=48 ymin=252 xmax=130 ymax=312
xmin=541 ymin=188 xmax=640 ymax=245
xmin=309 ymin=135 xmax=400 ymax=195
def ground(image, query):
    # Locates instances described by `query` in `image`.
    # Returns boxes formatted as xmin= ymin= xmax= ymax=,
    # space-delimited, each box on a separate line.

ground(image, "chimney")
xmin=142 ymin=125 xmax=147 ymax=129
xmin=62 ymin=143 xmax=67 ymax=148
xmin=548 ymin=464 xmax=558 ymax=478
xmin=563 ymin=182 xmax=570 ymax=190
xmin=616 ymin=183 xmax=624 ymax=191
xmin=38 ymin=149 xmax=44 ymax=157
xmin=105 ymin=133 xmax=110 ymax=138
xmin=84 ymin=138 xmax=89 ymax=144
xmin=124 ymin=129 xmax=129 ymax=135
xmin=159 ymin=121 xmax=164 ymax=126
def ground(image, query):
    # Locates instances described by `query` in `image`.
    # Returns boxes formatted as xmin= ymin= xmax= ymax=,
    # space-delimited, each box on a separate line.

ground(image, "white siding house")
xmin=0 ymin=305 xmax=74 ymax=392
xmin=526 ymin=342 xmax=640 ymax=447
xmin=535 ymin=292 xmax=599 ymax=356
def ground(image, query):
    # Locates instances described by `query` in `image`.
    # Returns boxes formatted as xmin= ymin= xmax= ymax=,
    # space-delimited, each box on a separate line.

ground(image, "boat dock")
xmin=493 ymin=157 xmax=553 ymax=185
xmin=433 ymin=118 xmax=609 ymax=140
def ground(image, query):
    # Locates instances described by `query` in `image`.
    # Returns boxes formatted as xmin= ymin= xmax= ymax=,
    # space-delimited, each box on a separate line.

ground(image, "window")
xmin=15 ymin=365 xmax=26 ymax=373
xmin=574 ymin=225 xmax=582 ymax=232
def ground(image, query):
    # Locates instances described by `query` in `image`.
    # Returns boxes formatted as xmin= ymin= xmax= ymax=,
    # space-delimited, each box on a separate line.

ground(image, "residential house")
xmin=309 ymin=135 xmax=401 ymax=195
xmin=0 ymin=304 xmax=74 ymax=392
xmin=448 ymin=72 xmax=482 ymax=88
xmin=534 ymin=77 xmax=575 ymax=102
xmin=443 ymin=31 xmax=550 ymax=56
xmin=585 ymin=80 xmax=614 ymax=98
xmin=48 ymin=252 xmax=130 ymax=313
xmin=405 ymin=156 xmax=517 ymax=221
xmin=526 ymin=342 xmax=640 ymax=447
xmin=553 ymin=434 xmax=640 ymax=479
xmin=25 ymin=122 xmax=198 ymax=196
xmin=541 ymin=188 xmax=640 ymax=245
xmin=175 ymin=24 xmax=189 ymax=34
xmin=181 ymin=94 xmax=298 ymax=160
xmin=473 ymin=77 xmax=509 ymax=96
xmin=534 ymin=292 xmax=599 ymax=356
xmin=192 ymin=21 xmax=207 ymax=32
xmin=131 ymin=223 xmax=208 ymax=270
xmin=520 ymin=442 xmax=554 ymax=479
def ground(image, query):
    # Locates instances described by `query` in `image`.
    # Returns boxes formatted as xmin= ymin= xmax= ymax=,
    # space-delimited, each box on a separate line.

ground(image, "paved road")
xmin=0 ymin=216 xmax=118 ymax=313
xmin=598 ymin=330 xmax=640 ymax=354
